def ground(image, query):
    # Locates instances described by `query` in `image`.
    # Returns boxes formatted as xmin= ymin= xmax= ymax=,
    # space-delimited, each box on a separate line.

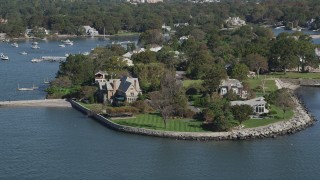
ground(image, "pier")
xmin=41 ymin=56 xmax=67 ymax=62
xmin=0 ymin=99 xmax=71 ymax=108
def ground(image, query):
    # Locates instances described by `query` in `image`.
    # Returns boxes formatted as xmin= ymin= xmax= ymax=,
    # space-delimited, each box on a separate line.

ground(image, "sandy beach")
xmin=0 ymin=99 xmax=71 ymax=108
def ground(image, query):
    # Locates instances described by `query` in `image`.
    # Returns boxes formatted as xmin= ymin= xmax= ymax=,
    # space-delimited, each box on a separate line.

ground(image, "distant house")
xmin=173 ymin=23 xmax=189 ymax=27
xmin=149 ymin=45 xmax=163 ymax=52
xmin=219 ymin=79 xmax=247 ymax=98
xmin=315 ymin=48 xmax=320 ymax=57
xmin=83 ymin=26 xmax=99 ymax=36
xmin=248 ymin=71 xmax=256 ymax=78
xmin=117 ymin=57 xmax=134 ymax=66
xmin=225 ymin=17 xmax=246 ymax=27
xmin=95 ymin=71 xmax=108 ymax=83
xmin=231 ymin=97 xmax=269 ymax=115
xmin=0 ymin=18 xmax=8 ymax=24
xmin=127 ymin=0 xmax=163 ymax=3
xmin=162 ymin=24 xmax=172 ymax=32
xmin=122 ymin=52 xmax=133 ymax=59
xmin=175 ymin=71 xmax=186 ymax=80
xmin=96 ymin=75 xmax=142 ymax=103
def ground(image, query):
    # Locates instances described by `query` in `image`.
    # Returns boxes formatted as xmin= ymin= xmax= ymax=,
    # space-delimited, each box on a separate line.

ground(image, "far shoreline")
xmin=4 ymin=32 xmax=140 ymax=41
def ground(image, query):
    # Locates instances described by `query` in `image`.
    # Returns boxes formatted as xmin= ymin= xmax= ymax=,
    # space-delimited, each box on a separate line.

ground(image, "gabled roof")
xmin=231 ymin=97 xmax=266 ymax=106
xmin=95 ymin=71 xmax=108 ymax=76
xmin=122 ymin=52 xmax=133 ymax=58
xmin=117 ymin=76 xmax=141 ymax=93
xmin=220 ymin=79 xmax=243 ymax=88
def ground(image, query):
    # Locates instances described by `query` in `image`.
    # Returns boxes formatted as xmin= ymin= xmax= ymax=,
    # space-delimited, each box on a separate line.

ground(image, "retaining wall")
xmin=70 ymin=97 xmax=316 ymax=141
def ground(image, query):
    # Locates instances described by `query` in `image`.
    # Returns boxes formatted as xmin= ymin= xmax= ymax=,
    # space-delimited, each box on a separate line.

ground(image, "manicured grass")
xmin=268 ymin=72 xmax=320 ymax=79
xmin=112 ymin=113 xmax=207 ymax=132
xmin=182 ymin=79 xmax=203 ymax=88
xmin=243 ymin=105 xmax=294 ymax=128
xmin=246 ymin=77 xmax=277 ymax=95
xmin=79 ymin=103 xmax=106 ymax=113
xmin=113 ymin=32 xmax=140 ymax=36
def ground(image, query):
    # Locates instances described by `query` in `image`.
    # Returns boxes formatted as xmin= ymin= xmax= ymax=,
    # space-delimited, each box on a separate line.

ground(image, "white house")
xmin=122 ymin=52 xmax=133 ymax=59
xmin=83 ymin=26 xmax=99 ymax=36
xmin=95 ymin=71 xmax=108 ymax=83
xmin=149 ymin=45 xmax=163 ymax=52
xmin=219 ymin=79 xmax=247 ymax=98
xmin=231 ymin=97 xmax=269 ymax=115
xmin=225 ymin=17 xmax=246 ymax=27
xmin=162 ymin=24 xmax=172 ymax=32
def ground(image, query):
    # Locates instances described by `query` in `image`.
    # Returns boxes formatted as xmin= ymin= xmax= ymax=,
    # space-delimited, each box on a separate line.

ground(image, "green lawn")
xmin=113 ymin=32 xmax=140 ymax=36
xmin=246 ymin=77 xmax=278 ymax=95
xmin=112 ymin=113 xmax=207 ymax=132
xmin=243 ymin=105 xmax=294 ymax=128
xmin=182 ymin=79 xmax=203 ymax=88
xmin=79 ymin=103 xmax=106 ymax=113
xmin=268 ymin=72 xmax=320 ymax=79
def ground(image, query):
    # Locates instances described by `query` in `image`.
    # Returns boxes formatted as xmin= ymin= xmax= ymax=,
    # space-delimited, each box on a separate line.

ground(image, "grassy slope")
xmin=112 ymin=113 xmax=207 ymax=132
xmin=243 ymin=105 xmax=294 ymax=128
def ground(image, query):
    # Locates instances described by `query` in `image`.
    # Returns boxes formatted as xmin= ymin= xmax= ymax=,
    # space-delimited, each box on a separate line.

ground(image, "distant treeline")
xmin=2 ymin=0 xmax=320 ymax=37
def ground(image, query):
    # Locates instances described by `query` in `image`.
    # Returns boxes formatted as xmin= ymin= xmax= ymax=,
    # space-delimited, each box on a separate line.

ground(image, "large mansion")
xmin=95 ymin=71 xmax=142 ymax=103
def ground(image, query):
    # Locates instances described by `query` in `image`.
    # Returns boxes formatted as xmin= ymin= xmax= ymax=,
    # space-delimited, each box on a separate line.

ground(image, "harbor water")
xmin=0 ymin=37 xmax=320 ymax=179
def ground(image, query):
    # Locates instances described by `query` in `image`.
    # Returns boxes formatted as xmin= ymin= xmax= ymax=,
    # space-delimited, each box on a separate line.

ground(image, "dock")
xmin=41 ymin=56 xmax=67 ymax=62
xmin=0 ymin=99 xmax=72 ymax=108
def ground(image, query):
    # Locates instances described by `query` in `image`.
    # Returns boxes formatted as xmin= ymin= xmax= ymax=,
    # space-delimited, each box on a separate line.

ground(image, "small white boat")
xmin=59 ymin=44 xmax=65 ymax=47
xmin=31 ymin=45 xmax=40 ymax=49
xmin=44 ymin=78 xmax=50 ymax=84
xmin=0 ymin=53 xmax=9 ymax=60
xmin=19 ymin=51 xmax=28 ymax=55
xmin=65 ymin=53 xmax=70 ymax=57
xmin=82 ymin=52 xmax=90 ymax=56
xmin=11 ymin=42 xmax=18 ymax=47
xmin=17 ymin=83 xmax=38 ymax=91
xmin=31 ymin=58 xmax=42 ymax=63
xmin=62 ymin=39 xmax=73 ymax=45
xmin=32 ymin=41 xmax=38 ymax=45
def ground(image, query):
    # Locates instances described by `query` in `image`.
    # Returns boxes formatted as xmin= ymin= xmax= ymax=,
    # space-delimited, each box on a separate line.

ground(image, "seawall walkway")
xmin=0 ymin=99 xmax=71 ymax=108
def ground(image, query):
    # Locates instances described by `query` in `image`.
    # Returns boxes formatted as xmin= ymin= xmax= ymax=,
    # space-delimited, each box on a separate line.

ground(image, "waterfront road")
xmin=0 ymin=99 xmax=71 ymax=108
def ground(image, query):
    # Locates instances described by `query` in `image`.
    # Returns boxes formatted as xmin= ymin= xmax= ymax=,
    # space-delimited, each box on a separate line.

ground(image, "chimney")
xmin=113 ymin=79 xmax=117 ymax=94
xmin=134 ymin=79 xmax=137 ymax=89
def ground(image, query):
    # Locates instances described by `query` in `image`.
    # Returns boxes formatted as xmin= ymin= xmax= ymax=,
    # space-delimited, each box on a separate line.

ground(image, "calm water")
xmin=272 ymin=27 xmax=320 ymax=44
xmin=0 ymin=37 xmax=320 ymax=179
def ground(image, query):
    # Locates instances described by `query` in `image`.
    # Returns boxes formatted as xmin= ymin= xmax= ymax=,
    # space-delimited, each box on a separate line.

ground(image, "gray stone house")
xmin=219 ymin=79 xmax=247 ymax=99
xmin=96 ymin=73 xmax=142 ymax=103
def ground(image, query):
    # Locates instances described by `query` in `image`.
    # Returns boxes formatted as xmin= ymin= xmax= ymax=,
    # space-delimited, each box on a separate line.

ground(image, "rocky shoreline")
xmin=70 ymin=81 xmax=317 ymax=141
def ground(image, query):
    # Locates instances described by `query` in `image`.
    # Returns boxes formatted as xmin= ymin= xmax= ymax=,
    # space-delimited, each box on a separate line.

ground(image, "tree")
xmin=231 ymin=64 xmax=249 ymax=81
xmin=267 ymin=88 xmax=295 ymax=118
xmin=132 ymin=63 xmax=165 ymax=92
xmin=231 ymin=104 xmax=253 ymax=124
xmin=203 ymin=99 xmax=232 ymax=131
xmin=269 ymin=33 xmax=299 ymax=73
xmin=139 ymin=29 xmax=163 ymax=46
xmin=190 ymin=28 xmax=206 ymax=41
xmin=202 ymin=64 xmax=227 ymax=95
xmin=132 ymin=50 xmax=157 ymax=64
xmin=58 ymin=55 xmax=94 ymax=85
xmin=244 ymin=54 xmax=268 ymax=78
xmin=149 ymin=72 xmax=187 ymax=128
xmin=186 ymin=49 xmax=214 ymax=79
xmin=273 ymin=89 xmax=295 ymax=118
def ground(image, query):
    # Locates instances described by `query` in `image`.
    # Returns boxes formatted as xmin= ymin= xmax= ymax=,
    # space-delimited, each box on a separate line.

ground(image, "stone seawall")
xmin=70 ymin=97 xmax=316 ymax=141
xmin=280 ymin=78 xmax=320 ymax=87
